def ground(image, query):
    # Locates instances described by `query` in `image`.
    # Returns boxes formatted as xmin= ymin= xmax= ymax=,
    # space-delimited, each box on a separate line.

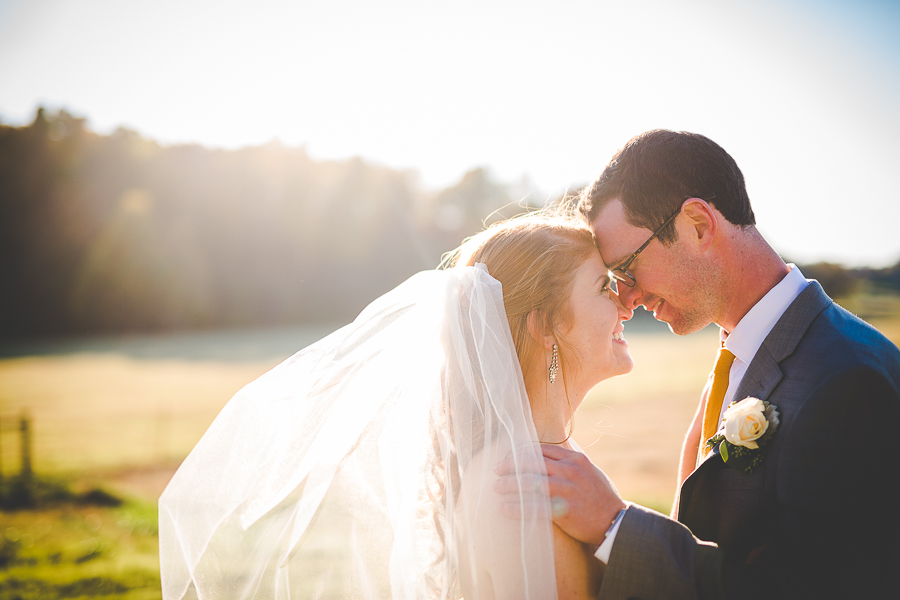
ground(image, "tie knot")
xmin=714 ymin=347 xmax=736 ymax=374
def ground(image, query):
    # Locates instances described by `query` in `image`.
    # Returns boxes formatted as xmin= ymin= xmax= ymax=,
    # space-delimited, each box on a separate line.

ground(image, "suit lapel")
xmin=756 ymin=280 xmax=832 ymax=363
xmin=732 ymin=346 xmax=782 ymax=405
xmin=735 ymin=280 xmax=832 ymax=402
xmin=677 ymin=280 xmax=834 ymax=520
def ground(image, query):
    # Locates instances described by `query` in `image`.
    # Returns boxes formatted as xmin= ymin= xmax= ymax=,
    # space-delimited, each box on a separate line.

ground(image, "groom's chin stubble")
xmin=668 ymin=316 xmax=712 ymax=336
xmin=658 ymin=308 xmax=708 ymax=336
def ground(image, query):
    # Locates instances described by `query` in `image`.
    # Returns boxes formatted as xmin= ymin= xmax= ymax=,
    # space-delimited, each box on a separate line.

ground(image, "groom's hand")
xmin=493 ymin=444 xmax=626 ymax=546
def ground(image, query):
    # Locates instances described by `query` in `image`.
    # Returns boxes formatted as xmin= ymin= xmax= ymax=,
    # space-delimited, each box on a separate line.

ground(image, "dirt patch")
xmin=77 ymin=462 xmax=182 ymax=503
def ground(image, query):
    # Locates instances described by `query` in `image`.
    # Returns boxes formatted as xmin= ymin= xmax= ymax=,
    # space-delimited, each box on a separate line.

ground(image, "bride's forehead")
xmin=572 ymin=252 xmax=605 ymax=280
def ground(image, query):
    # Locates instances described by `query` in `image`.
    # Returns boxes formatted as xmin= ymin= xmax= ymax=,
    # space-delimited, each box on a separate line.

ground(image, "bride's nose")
xmin=611 ymin=288 xmax=634 ymax=322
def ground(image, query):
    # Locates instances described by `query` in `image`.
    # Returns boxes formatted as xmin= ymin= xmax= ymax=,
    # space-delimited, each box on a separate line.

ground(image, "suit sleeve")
xmin=598 ymin=504 xmax=723 ymax=600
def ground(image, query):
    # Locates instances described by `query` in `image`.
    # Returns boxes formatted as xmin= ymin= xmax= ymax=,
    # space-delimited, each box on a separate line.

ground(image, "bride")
xmin=159 ymin=208 xmax=633 ymax=599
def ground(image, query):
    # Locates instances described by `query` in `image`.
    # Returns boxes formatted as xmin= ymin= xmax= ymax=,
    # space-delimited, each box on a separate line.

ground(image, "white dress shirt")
xmin=717 ymin=264 xmax=808 ymax=421
xmin=596 ymin=265 xmax=808 ymax=564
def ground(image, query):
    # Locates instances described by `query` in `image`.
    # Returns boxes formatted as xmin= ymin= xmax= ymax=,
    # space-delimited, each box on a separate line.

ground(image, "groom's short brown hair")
xmin=578 ymin=130 xmax=756 ymax=244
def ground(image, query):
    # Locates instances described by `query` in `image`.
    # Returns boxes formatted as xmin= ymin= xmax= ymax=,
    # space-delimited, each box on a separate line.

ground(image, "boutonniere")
xmin=705 ymin=397 xmax=780 ymax=474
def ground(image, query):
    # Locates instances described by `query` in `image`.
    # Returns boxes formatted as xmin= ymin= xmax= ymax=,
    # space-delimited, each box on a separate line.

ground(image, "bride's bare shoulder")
xmin=456 ymin=441 xmax=512 ymax=519
xmin=456 ymin=443 xmax=601 ymax=599
xmin=455 ymin=441 xmax=539 ymax=599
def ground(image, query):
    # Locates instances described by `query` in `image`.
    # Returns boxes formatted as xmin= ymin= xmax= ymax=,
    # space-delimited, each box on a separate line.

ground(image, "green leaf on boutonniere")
xmin=705 ymin=433 xmax=724 ymax=452
xmin=718 ymin=441 xmax=763 ymax=473
xmin=704 ymin=435 xmax=760 ymax=473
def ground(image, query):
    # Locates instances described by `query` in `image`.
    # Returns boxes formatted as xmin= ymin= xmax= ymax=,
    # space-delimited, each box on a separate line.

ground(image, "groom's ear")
xmin=681 ymin=198 xmax=717 ymax=252
xmin=526 ymin=310 xmax=555 ymax=349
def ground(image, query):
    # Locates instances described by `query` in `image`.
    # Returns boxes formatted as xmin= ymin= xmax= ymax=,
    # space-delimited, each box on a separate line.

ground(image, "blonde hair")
xmin=441 ymin=207 xmax=597 ymax=392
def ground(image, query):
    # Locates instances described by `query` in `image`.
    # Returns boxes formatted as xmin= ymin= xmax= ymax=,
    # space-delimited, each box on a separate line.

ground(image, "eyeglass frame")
xmin=609 ymin=193 xmax=716 ymax=289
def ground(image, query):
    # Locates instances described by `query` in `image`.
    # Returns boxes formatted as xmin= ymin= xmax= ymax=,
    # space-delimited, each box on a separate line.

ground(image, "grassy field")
xmin=1 ymin=499 xmax=160 ymax=600
xmin=1 ymin=309 xmax=898 ymax=597
xmin=0 ymin=354 xmax=279 ymax=599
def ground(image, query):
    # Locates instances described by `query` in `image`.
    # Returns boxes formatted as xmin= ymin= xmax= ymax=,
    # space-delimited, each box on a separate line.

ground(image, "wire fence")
xmin=0 ymin=409 xmax=209 ymax=478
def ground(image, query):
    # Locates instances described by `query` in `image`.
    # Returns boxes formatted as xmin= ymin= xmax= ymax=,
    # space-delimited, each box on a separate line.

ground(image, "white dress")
xmin=158 ymin=265 xmax=557 ymax=599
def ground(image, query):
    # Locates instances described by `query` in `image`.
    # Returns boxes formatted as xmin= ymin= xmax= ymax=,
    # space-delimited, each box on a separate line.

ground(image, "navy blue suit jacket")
xmin=599 ymin=281 xmax=900 ymax=599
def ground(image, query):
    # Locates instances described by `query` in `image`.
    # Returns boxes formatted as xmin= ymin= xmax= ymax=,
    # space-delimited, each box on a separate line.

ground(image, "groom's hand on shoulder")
xmin=493 ymin=444 xmax=627 ymax=545
xmin=539 ymin=445 xmax=627 ymax=545
xmin=491 ymin=453 xmax=552 ymax=518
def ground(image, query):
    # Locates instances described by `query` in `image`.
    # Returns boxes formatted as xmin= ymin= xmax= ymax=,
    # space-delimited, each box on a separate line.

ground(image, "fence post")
xmin=20 ymin=413 xmax=33 ymax=479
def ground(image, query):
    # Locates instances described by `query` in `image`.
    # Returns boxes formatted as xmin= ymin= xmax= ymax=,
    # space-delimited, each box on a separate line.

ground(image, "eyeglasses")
xmin=609 ymin=193 xmax=716 ymax=289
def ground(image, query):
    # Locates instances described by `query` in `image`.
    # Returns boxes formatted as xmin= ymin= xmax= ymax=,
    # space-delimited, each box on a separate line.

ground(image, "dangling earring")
xmin=549 ymin=344 xmax=559 ymax=384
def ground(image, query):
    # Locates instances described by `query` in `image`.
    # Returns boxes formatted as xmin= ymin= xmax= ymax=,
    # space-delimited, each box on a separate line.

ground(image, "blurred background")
xmin=1 ymin=0 xmax=899 ymax=597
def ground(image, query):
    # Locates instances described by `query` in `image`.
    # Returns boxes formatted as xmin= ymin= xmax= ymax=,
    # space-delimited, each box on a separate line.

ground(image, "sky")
xmin=1 ymin=0 xmax=898 ymax=267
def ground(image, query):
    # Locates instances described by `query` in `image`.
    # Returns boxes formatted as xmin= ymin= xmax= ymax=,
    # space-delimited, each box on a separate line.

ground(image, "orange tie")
xmin=700 ymin=346 xmax=736 ymax=458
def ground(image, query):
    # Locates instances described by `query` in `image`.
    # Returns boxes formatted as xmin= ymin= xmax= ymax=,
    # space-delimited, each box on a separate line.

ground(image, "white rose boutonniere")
xmin=705 ymin=397 xmax=780 ymax=473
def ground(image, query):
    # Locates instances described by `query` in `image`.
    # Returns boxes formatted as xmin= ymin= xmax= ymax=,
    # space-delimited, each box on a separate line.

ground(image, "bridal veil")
xmin=159 ymin=265 xmax=557 ymax=599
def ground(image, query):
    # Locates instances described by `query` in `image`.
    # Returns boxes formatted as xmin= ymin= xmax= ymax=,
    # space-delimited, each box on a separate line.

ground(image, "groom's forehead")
xmin=591 ymin=199 xmax=652 ymax=266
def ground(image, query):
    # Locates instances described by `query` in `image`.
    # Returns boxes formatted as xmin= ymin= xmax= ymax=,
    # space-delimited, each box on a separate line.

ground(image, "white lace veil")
xmin=159 ymin=265 xmax=557 ymax=599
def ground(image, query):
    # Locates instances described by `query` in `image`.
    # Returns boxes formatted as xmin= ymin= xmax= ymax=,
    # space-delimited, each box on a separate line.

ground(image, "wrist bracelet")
xmin=603 ymin=506 xmax=627 ymax=540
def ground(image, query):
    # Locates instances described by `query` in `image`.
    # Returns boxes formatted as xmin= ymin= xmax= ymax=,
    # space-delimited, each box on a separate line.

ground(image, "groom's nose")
xmin=615 ymin=282 xmax=643 ymax=311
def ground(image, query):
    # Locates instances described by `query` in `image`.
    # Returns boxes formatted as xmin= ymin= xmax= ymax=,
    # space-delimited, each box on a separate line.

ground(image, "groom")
xmin=508 ymin=131 xmax=900 ymax=599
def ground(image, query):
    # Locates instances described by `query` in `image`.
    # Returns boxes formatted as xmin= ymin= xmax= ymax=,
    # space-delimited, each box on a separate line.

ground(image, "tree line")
xmin=0 ymin=108 xmax=537 ymax=337
xmin=1 ymin=108 xmax=897 ymax=338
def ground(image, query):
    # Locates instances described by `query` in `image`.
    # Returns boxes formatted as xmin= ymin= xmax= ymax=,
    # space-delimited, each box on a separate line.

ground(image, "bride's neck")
xmin=526 ymin=377 xmax=581 ymax=446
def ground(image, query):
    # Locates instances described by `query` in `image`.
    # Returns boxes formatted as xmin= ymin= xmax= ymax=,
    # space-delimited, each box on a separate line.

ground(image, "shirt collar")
xmin=720 ymin=264 xmax=808 ymax=365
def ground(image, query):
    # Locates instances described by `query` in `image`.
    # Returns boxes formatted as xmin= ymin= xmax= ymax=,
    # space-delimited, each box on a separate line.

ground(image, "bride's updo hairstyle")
xmin=442 ymin=206 xmax=597 ymax=392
